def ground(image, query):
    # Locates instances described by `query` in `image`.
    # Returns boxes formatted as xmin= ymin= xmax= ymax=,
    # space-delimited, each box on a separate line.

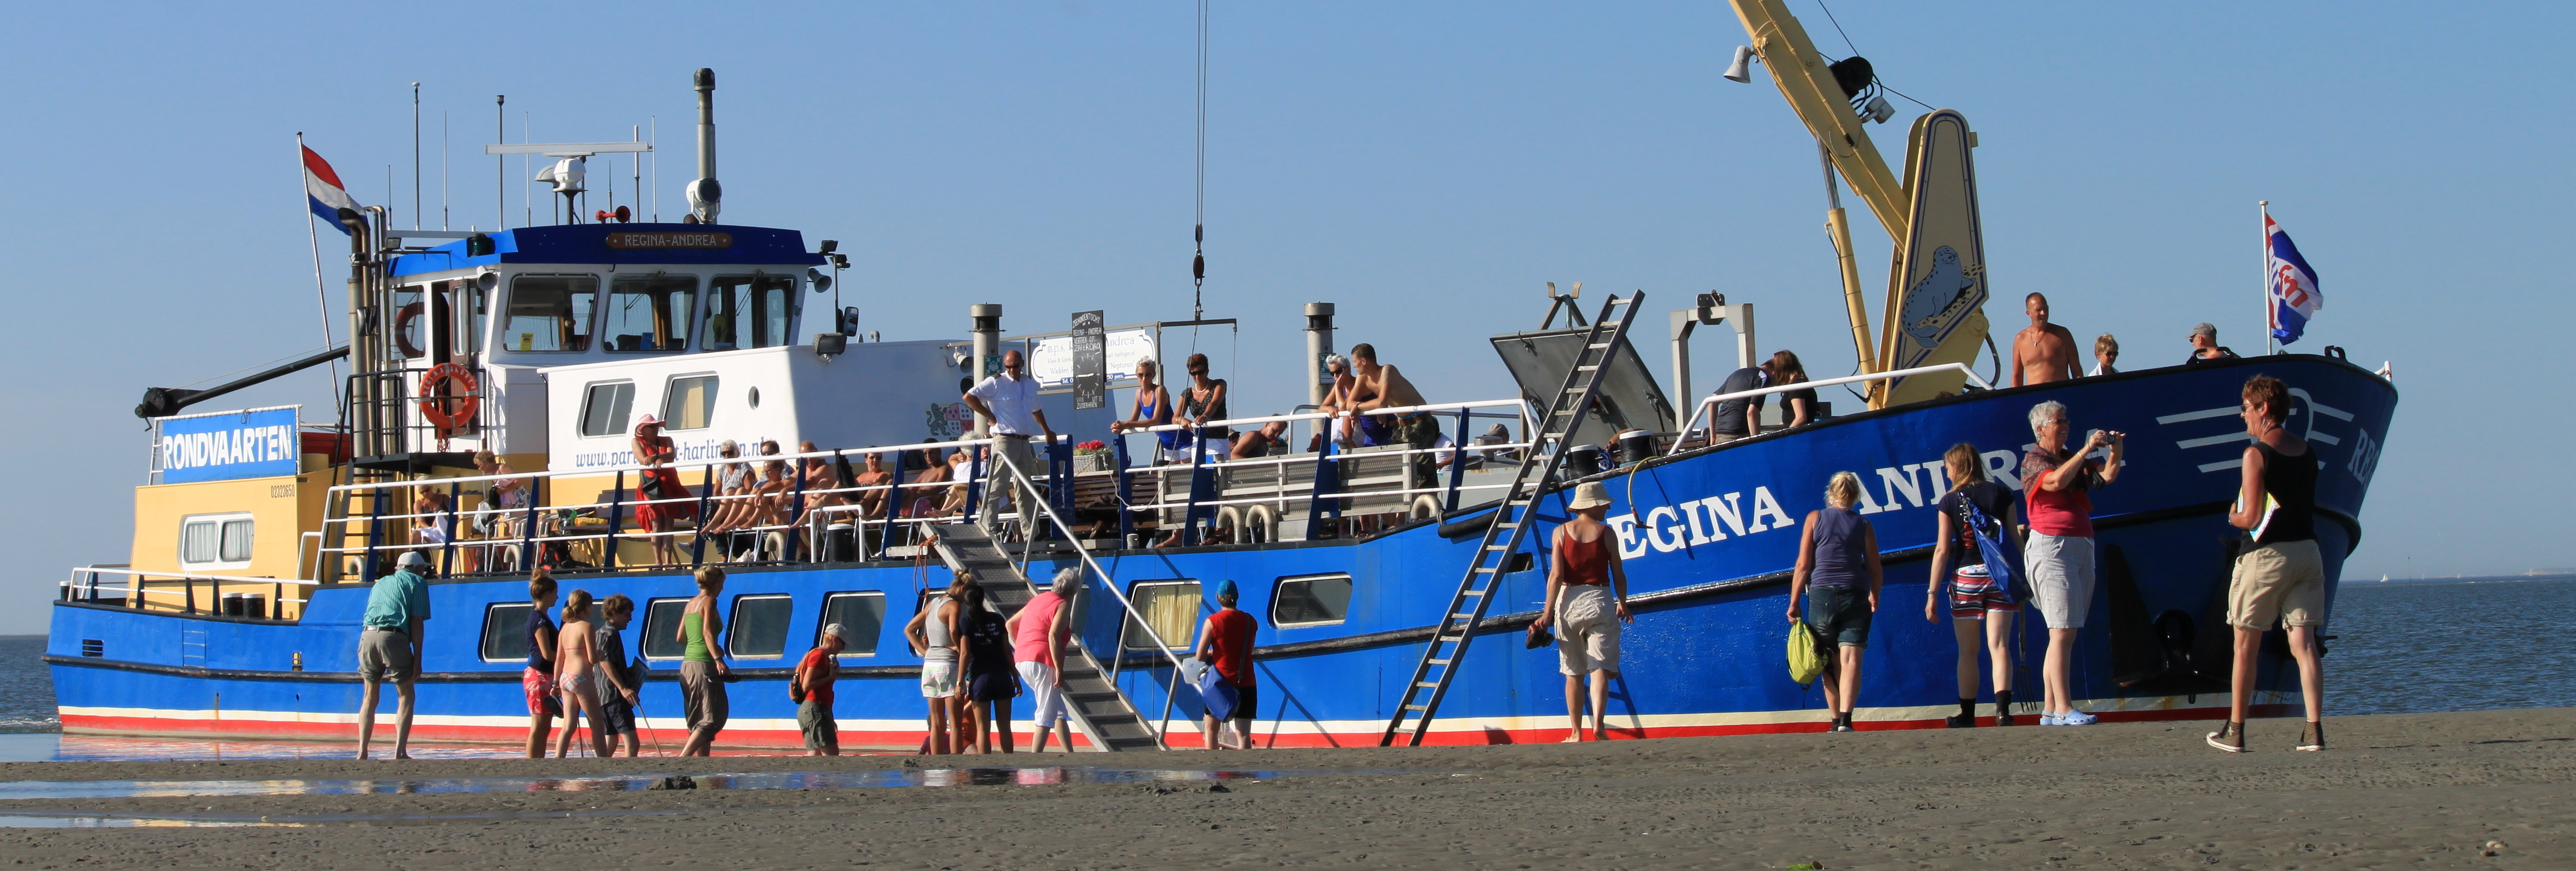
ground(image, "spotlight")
xmin=1723 ymin=46 xmax=1756 ymax=83
xmin=1862 ymin=95 xmax=1895 ymax=124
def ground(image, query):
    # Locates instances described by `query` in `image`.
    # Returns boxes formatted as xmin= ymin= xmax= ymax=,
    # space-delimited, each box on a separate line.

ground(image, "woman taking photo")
xmin=1786 ymin=471 xmax=1882 ymax=732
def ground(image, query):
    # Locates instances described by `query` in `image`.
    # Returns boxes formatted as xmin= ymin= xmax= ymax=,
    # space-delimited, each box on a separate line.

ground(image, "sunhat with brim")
xmin=1567 ymin=481 xmax=1614 ymax=511
xmin=633 ymin=413 xmax=665 ymax=433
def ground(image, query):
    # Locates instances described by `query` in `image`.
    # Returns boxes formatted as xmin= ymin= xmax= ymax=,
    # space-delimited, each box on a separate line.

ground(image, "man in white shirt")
xmin=962 ymin=349 xmax=1057 ymax=535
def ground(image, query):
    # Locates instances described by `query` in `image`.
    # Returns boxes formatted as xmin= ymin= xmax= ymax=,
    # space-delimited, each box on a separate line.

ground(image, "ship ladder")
xmin=1378 ymin=291 xmax=1644 ymax=746
xmin=931 ymin=522 xmax=1164 ymax=751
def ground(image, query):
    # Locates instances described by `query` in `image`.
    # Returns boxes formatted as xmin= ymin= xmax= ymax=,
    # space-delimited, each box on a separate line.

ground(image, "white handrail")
xmin=989 ymin=456 xmax=1197 ymax=749
xmin=325 ymin=435 xmax=1025 ymax=494
xmin=67 ymin=566 xmax=323 ymax=586
xmin=1128 ymin=398 xmax=1527 ymax=434
xmin=1670 ymin=362 xmax=1993 ymax=456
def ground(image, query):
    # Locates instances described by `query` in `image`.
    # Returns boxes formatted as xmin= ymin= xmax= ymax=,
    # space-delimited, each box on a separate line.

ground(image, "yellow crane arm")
xmin=1729 ymin=0 xmax=1908 ymax=244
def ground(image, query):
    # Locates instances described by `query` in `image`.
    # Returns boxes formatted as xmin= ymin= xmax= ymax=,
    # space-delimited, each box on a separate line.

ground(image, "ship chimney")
xmin=685 ymin=68 xmax=722 ymax=224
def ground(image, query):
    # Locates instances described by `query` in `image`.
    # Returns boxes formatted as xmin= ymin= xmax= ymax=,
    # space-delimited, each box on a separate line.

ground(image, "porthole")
xmin=748 ymin=386 xmax=761 ymax=409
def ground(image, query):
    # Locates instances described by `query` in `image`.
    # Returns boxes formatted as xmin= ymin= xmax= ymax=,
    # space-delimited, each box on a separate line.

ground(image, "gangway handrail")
xmin=1669 ymin=362 xmax=1994 ymax=456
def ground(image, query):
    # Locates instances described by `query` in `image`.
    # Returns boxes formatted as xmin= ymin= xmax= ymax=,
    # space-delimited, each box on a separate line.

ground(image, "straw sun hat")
xmin=1567 ymin=481 xmax=1613 ymax=511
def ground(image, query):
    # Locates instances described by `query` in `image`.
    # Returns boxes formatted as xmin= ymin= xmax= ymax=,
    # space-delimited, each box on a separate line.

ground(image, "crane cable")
xmin=1191 ymin=0 xmax=1208 ymax=321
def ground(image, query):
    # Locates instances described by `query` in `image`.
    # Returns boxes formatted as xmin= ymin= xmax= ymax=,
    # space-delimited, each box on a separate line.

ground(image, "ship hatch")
xmin=1488 ymin=327 xmax=1675 ymax=446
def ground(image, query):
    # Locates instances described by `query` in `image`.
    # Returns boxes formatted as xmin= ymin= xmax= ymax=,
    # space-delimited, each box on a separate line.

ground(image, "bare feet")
xmin=1560 ymin=732 xmax=1583 ymax=743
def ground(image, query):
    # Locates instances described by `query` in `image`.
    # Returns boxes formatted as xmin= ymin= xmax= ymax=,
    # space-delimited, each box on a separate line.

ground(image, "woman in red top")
xmin=630 ymin=415 xmax=693 ymax=566
xmin=1195 ymin=579 xmax=1258 ymax=749
xmin=1533 ymin=481 xmax=1632 ymax=742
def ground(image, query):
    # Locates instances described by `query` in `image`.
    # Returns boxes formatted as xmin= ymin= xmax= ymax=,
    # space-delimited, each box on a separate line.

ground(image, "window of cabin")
xmin=578 ymin=382 xmax=635 ymax=438
xmin=727 ymin=594 xmax=795 ymax=659
xmin=480 ymin=602 xmax=536 ymax=662
xmin=641 ymin=597 xmax=692 ymax=659
xmin=703 ymin=275 xmax=797 ymax=351
xmin=603 ymin=275 xmax=695 ymax=353
xmin=1122 ymin=580 xmax=1201 ymax=651
xmin=1271 ymin=573 xmax=1353 ymax=628
xmin=179 ymin=513 xmax=254 ymax=570
xmin=392 ymin=285 xmax=429 ymax=359
xmin=817 ymin=592 xmax=886 ymax=657
xmin=664 ymin=375 xmax=719 ymax=430
xmin=504 ymin=275 xmax=598 ymax=352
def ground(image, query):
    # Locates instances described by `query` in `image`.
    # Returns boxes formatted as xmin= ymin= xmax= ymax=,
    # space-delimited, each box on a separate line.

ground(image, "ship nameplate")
xmin=605 ymin=232 xmax=735 ymax=249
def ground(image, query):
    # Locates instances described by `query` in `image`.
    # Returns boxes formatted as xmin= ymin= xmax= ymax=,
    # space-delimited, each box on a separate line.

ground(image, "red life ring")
xmin=418 ymin=363 xmax=480 ymax=433
xmin=393 ymin=302 xmax=427 ymax=358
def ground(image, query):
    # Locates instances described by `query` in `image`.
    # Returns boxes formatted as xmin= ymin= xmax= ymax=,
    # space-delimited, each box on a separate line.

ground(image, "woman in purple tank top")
xmin=1786 ymin=471 xmax=1882 ymax=732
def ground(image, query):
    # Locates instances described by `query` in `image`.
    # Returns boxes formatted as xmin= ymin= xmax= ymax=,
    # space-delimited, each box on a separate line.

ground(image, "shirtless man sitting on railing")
xmin=1345 ymin=342 xmax=1440 ymax=488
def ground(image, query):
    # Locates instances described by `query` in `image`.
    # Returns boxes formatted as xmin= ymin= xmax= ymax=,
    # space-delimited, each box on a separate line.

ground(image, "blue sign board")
xmin=156 ymin=407 xmax=300 ymax=484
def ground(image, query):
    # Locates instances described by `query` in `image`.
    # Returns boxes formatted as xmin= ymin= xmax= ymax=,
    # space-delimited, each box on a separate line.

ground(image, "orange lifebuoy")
xmin=393 ymin=302 xmax=427 ymax=358
xmin=418 ymin=363 xmax=480 ymax=435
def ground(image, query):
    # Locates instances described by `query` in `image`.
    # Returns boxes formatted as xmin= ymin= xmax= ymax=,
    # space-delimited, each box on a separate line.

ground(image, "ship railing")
xmin=341 ymin=364 xmax=493 ymax=456
xmin=316 ymin=435 xmax=1015 ymax=575
xmin=988 ymin=449 xmax=1196 ymax=749
xmin=1667 ymin=362 xmax=1995 ymax=457
xmin=1107 ymin=399 xmax=1537 ymax=544
xmin=60 ymin=565 xmax=313 ymax=620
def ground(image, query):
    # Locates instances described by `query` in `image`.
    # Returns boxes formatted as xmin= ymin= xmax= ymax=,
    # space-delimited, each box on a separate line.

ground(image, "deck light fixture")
xmin=807 ymin=267 xmax=831 ymax=294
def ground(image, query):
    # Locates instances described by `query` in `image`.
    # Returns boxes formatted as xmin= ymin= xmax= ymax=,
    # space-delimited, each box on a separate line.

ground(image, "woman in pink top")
xmin=1005 ymin=567 xmax=1082 ymax=753
xmin=2018 ymin=401 xmax=2124 ymax=727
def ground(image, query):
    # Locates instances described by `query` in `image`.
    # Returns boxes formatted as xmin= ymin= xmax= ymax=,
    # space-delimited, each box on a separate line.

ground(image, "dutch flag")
xmin=2266 ymin=214 xmax=2322 ymax=345
xmin=303 ymin=144 xmax=364 ymax=233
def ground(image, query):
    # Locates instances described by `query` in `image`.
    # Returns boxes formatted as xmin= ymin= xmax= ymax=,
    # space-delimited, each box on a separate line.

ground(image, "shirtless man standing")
xmin=2010 ymin=293 xmax=2081 ymax=387
xmin=1346 ymin=343 xmax=1438 ymax=487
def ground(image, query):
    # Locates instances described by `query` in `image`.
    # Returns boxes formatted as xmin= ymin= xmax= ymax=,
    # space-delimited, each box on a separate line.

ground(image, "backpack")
xmin=1957 ymin=496 xmax=2030 ymax=604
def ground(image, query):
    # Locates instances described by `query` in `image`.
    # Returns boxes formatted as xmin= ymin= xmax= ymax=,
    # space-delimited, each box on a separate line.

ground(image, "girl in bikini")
xmin=552 ymin=589 xmax=613 ymax=758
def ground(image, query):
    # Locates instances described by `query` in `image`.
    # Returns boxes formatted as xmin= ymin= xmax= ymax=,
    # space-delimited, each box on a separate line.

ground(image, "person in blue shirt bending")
xmin=356 ymin=550 xmax=434 ymax=759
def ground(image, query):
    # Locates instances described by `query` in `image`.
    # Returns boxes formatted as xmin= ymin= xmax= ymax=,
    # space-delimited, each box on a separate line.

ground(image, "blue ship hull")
xmin=48 ymin=356 xmax=2395 ymax=748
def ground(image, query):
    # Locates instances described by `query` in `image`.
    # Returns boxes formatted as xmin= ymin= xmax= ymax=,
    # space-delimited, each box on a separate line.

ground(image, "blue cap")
xmin=1216 ymin=579 xmax=1239 ymax=599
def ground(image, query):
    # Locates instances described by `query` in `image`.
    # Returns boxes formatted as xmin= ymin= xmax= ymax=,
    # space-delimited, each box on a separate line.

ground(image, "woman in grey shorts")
xmin=2019 ymin=401 xmax=2123 ymax=726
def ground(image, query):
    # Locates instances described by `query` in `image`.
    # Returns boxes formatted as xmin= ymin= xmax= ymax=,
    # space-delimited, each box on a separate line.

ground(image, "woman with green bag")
xmin=1786 ymin=472 xmax=1883 ymax=732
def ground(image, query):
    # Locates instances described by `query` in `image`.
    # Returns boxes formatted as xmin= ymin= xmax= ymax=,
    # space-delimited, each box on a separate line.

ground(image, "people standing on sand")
xmin=553 ymin=590 xmax=611 ymax=758
xmin=1009 ymin=568 xmax=1082 ymax=753
xmin=355 ymin=550 xmax=433 ymax=760
xmin=1345 ymin=343 xmax=1438 ymax=486
xmin=957 ymin=583 xmax=1019 ymax=754
xmin=677 ymin=567 xmax=732 ymax=756
xmin=1195 ymin=580 xmax=1260 ymax=749
xmin=1534 ymin=481 xmax=1633 ymax=742
xmin=2020 ymin=401 xmax=2124 ymax=726
xmin=1787 ymin=472 xmax=1883 ymax=732
xmin=523 ymin=572 xmax=561 ymax=758
xmin=2185 ymin=322 xmax=2239 ymax=365
xmin=592 ymin=594 xmax=642 ymax=757
xmin=1927 ymin=443 xmax=2023 ymax=727
xmin=2088 ymin=334 xmax=2120 ymax=377
xmin=795 ymin=623 xmax=849 ymax=756
xmin=2208 ymin=375 xmax=2330 ymax=753
xmin=906 ymin=571 xmax=970 ymax=754
xmin=2011 ymin=292 xmax=2081 ymax=386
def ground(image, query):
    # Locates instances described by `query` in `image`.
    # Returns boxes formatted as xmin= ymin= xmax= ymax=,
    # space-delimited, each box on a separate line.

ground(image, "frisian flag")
xmin=2265 ymin=214 xmax=2322 ymax=345
xmin=302 ymin=144 xmax=364 ymax=233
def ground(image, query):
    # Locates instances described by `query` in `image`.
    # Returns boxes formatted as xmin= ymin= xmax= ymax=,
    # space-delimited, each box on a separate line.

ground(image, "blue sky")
xmin=3 ymin=2 xmax=2568 ymax=633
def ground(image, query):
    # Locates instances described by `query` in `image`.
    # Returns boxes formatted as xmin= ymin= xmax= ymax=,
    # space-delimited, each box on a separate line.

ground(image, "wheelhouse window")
xmin=819 ymin=592 xmax=886 ymax=657
xmin=579 ymin=382 xmax=635 ymax=438
xmin=1271 ymin=573 xmax=1353 ymax=628
xmin=504 ymin=275 xmax=598 ymax=352
xmin=480 ymin=602 xmax=536 ymax=661
xmin=664 ymin=375 xmax=719 ymax=430
xmin=1123 ymin=580 xmax=1201 ymax=651
xmin=641 ymin=597 xmax=692 ymax=659
xmin=392 ymin=285 xmax=430 ymax=359
xmin=603 ymin=275 xmax=695 ymax=353
xmin=728 ymin=594 xmax=795 ymax=659
xmin=703 ymin=275 xmax=797 ymax=351
xmin=179 ymin=513 xmax=254 ymax=569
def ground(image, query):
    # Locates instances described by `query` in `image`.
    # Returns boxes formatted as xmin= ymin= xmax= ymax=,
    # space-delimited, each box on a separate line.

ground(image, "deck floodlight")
xmin=1723 ymin=46 xmax=1756 ymax=83
xmin=1862 ymin=95 xmax=1895 ymax=124
xmin=818 ymin=239 xmax=839 ymax=255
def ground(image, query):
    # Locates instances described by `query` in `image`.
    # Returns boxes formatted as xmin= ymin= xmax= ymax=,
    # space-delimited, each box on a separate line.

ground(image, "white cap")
xmin=823 ymin=623 xmax=852 ymax=643
xmin=396 ymin=551 xmax=433 ymax=569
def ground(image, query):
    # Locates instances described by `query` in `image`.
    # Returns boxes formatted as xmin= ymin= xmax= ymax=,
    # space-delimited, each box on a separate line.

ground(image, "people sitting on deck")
xmin=1772 ymin=351 xmax=1818 ymax=429
xmin=1110 ymin=358 xmax=1190 ymax=464
xmin=2012 ymin=292 xmax=2082 ymax=386
xmin=900 ymin=444 xmax=952 ymax=522
xmin=469 ymin=450 xmax=528 ymax=572
xmin=852 ymin=451 xmax=896 ymax=524
xmin=1177 ymin=352 xmax=1232 ymax=456
xmin=798 ymin=441 xmax=849 ymax=517
xmin=935 ymin=449 xmax=976 ymax=517
xmin=2185 ymin=322 xmax=2239 ymax=364
xmin=698 ymin=441 xmax=754 ymax=537
xmin=2089 ymin=334 xmax=2120 ymax=377
xmin=630 ymin=414 xmax=693 ymax=567
xmin=1231 ymin=419 xmax=1289 ymax=460
xmin=1313 ymin=353 xmax=1360 ymax=450
xmin=1345 ymin=343 xmax=1437 ymax=486
xmin=411 ymin=490 xmax=452 ymax=550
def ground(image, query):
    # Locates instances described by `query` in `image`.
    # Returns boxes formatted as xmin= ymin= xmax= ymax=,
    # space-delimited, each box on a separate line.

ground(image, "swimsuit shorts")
xmin=1948 ymin=570 xmax=2020 ymax=620
xmin=521 ymin=667 xmax=557 ymax=717
xmin=920 ymin=660 xmax=961 ymax=698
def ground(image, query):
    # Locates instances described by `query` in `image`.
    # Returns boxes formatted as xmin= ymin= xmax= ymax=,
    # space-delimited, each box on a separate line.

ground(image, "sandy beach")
xmin=0 ymin=708 xmax=2565 ymax=869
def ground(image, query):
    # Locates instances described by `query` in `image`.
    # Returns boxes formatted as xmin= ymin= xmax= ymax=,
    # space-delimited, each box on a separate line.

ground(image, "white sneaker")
xmin=2059 ymin=710 xmax=2098 ymax=726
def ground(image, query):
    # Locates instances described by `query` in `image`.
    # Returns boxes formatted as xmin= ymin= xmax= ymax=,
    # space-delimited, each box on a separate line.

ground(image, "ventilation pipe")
xmin=1304 ymin=303 xmax=1335 ymax=407
xmin=685 ymin=68 xmax=721 ymax=224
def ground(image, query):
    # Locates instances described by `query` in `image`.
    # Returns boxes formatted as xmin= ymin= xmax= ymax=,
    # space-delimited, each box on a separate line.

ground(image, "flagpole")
xmin=2259 ymin=200 xmax=2274 ymax=357
xmin=300 ymin=132 xmax=345 ymax=418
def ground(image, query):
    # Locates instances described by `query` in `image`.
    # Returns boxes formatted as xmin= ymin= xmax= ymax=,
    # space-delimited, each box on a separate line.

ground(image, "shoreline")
xmin=1 ymin=707 xmax=2566 ymax=868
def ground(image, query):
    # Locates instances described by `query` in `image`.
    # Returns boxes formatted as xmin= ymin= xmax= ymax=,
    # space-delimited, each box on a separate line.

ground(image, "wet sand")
xmin=1 ymin=708 xmax=2567 ymax=869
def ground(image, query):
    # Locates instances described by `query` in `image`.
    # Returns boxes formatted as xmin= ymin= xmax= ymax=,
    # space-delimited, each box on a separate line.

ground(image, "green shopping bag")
xmin=1787 ymin=621 xmax=1824 ymax=689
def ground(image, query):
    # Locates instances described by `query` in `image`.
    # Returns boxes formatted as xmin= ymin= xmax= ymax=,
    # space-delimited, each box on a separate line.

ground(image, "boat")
xmin=46 ymin=5 xmax=2397 ymax=751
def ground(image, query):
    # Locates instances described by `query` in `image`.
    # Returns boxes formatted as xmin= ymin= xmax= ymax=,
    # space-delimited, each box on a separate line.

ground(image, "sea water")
xmin=2 ymin=578 xmax=2569 ymax=760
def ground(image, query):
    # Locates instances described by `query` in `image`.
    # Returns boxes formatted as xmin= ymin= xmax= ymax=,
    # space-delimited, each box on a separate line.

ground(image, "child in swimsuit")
xmin=553 ymin=589 xmax=613 ymax=758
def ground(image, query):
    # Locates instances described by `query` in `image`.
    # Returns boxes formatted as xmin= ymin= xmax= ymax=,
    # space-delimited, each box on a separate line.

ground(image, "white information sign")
xmin=1031 ymin=327 xmax=1157 ymax=389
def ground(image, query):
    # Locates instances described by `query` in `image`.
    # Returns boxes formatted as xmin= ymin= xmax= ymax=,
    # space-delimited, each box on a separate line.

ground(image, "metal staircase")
xmin=1379 ymin=291 xmax=1645 ymax=746
xmin=932 ymin=521 xmax=1164 ymax=751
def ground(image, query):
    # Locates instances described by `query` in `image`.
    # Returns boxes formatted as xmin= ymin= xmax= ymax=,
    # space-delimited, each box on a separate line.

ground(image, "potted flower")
xmin=1072 ymin=440 xmax=1113 ymax=472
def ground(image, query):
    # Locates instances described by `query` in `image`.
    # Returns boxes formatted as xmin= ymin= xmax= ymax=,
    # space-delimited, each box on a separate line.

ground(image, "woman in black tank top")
xmin=2212 ymin=376 xmax=2328 ymax=754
